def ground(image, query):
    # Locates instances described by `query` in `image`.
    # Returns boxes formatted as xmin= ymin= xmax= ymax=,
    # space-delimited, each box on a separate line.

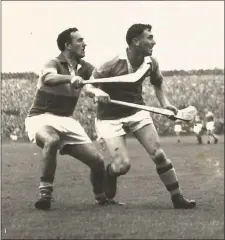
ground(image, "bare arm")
xmin=82 ymin=60 xmax=113 ymax=103
xmin=154 ymin=82 xmax=171 ymax=108
xmin=40 ymin=59 xmax=83 ymax=88
xmin=43 ymin=73 xmax=72 ymax=86
xmin=150 ymin=57 xmax=177 ymax=114
xmin=83 ymin=83 xmax=104 ymax=98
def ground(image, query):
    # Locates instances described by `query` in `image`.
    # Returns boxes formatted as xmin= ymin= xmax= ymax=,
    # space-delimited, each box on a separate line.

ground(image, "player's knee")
xmin=112 ymin=158 xmax=131 ymax=176
xmin=152 ymin=147 xmax=170 ymax=165
xmin=119 ymin=161 xmax=131 ymax=175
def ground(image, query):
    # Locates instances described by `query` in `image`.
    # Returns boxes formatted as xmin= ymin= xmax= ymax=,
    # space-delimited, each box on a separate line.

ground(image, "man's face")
xmin=67 ymin=31 xmax=86 ymax=58
xmin=136 ymin=29 xmax=156 ymax=56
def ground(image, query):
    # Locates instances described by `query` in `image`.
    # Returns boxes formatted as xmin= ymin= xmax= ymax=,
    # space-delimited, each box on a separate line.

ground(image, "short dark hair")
xmin=126 ymin=24 xmax=152 ymax=45
xmin=57 ymin=27 xmax=78 ymax=51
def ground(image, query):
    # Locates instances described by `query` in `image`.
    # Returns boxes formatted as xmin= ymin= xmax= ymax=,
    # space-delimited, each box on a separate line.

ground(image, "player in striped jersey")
xmin=87 ymin=23 xmax=196 ymax=209
xmin=25 ymin=28 xmax=111 ymax=210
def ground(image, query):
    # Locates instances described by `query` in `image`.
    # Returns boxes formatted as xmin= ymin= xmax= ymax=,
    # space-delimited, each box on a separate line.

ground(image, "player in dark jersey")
xmin=25 ymin=27 xmax=111 ymax=210
xmin=86 ymin=23 xmax=196 ymax=209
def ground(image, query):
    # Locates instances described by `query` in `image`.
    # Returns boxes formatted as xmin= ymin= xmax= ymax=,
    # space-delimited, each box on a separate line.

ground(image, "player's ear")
xmin=65 ymin=41 xmax=72 ymax=50
xmin=133 ymin=38 xmax=140 ymax=46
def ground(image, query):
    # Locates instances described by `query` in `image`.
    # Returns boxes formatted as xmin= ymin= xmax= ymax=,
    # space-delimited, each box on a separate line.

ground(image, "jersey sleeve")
xmin=39 ymin=59 xmax=58 ymax=81
xmin=37 ymin=59 xmax=58 ymax=87
xmin=150 ymin=57 xmax=164 ymax=86
xmin=92 ymin=57 xmax=119 ymax=79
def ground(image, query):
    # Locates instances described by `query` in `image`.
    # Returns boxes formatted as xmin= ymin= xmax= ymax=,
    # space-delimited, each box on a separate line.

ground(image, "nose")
xmin=152 ymin=39 xmax=156 ymax=45
xmin=83 ymin=42 xmax=87 ymax=47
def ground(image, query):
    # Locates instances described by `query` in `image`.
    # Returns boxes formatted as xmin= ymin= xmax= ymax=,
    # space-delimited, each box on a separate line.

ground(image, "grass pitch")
xmin=2 ymin=135 xmax=224 ymax=239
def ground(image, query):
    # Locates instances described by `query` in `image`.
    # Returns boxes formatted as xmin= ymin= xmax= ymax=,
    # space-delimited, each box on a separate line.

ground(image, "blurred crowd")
xmin=2 ymin=74 xmax=224 ymax=140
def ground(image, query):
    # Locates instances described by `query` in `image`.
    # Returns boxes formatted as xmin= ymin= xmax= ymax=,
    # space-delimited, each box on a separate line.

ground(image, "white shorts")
xmin=174 ymin=124 xmax=182 ymax=133
xmin=95 ymin=110 xmax=153 ymax=139
xmin=206 ymin=121 xmax=215 ymax=131
xmin=193 ymin=123 xmax=203 ymax=134
xmin=25 ymin=113 xmax=91 ymax=150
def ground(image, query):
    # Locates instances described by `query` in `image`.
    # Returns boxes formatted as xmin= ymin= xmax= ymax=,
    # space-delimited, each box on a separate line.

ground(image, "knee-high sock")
xmin=156 ymin=163 xmax=181 ymax=196
xmin=39 ymin=181 xmax=53 ymax=197
xmin=90 ymin=167 xmax=105 ymax=197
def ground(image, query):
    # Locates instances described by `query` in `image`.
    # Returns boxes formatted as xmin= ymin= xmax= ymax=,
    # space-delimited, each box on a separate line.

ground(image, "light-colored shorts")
xmin=206 ymin=121 xmax=215 ymax=131
xmin=95 ymin=110 xmax=153 ymax=139
xmin=25 ymin=113 xmax=91 ymax=150
xmin=193 ymin=123 xmax=203 ymax=134
xmin=174 ymin=124 xmax=182 ymax=133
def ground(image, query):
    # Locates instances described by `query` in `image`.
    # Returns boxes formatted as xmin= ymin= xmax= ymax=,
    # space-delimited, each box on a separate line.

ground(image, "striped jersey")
xmin=28 ymin=53 xmax=94 ymax=117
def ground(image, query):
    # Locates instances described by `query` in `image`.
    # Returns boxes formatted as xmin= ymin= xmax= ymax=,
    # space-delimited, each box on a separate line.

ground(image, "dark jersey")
xmin=92 ymin=50 xmax=163 ymax=120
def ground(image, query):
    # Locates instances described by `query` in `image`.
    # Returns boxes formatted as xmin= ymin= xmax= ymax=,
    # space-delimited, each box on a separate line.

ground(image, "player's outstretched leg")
xmin=61 ymin=143 xmax=109 ymax=206
xmin=34 ymin=126 xmax=60 ymax=210
xmin=134 ymin=124 xmax=196 ymax=209
xmin=103 ymin=136 xmax=129 ymax=205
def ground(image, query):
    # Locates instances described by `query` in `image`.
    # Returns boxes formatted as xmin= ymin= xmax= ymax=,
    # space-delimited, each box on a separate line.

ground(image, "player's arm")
xmin=41 ymin=59 xmax=83 ymax=88
xmin=151 ymin=58 xmax=178 ymax=115
xmin=83 ymin=60 xmax=112 ymax=103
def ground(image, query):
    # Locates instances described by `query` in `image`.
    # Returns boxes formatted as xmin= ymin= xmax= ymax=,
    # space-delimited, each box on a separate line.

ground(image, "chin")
xmin=79 ymin=53 xmax=85 ymax=58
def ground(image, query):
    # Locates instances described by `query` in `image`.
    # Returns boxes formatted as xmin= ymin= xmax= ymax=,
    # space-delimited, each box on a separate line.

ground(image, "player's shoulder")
xmin=149 ymin=56 xmax=161 ymax=73
xmin=44 ymin=57 xmax=59 ymax=66
xmin=96 ymin=54 xmax=122 ymax=72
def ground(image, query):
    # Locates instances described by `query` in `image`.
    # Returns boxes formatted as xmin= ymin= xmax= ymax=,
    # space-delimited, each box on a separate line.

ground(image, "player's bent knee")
xmin=152 ymin=148 xmax=170 ymax=165
xmin=112 ymin=160 xmax=131 ymax=176
xmin=119 ymin=161 xmax=131 ymax=175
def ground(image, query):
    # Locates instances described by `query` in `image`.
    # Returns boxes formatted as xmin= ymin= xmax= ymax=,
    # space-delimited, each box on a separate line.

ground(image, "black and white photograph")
xmin=2 ymin=1 xmax=224 ymax=239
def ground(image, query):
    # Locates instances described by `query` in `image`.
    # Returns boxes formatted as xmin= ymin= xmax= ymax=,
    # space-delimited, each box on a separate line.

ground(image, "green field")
xmin=2 ymin=135 xmax=224 ymax=239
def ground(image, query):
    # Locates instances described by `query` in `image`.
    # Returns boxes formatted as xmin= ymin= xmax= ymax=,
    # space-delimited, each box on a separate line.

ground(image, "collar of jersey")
xmin=118 ymin=49 xmax=152 ymax=65
xmin=57 ymin=53 xmax=82 ymax=71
